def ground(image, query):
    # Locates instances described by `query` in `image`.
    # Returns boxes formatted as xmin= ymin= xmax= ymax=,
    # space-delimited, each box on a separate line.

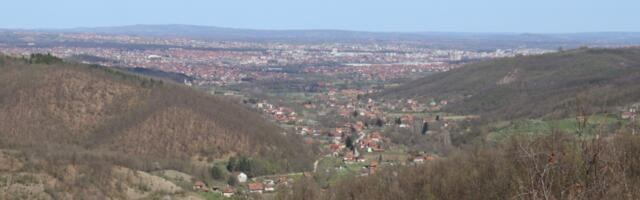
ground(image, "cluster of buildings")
xmin=192 ymin=172 xmax=287 ymax=197
xmin=255 ymin=101 xmax=299 ymax=123
xmin=620 ymin=106 xmax=639 ymax=120
xmin=0 ymin=31 xmax=552 ymax=88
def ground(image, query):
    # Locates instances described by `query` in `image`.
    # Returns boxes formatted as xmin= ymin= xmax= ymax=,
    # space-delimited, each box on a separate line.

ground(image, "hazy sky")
xmin=3 ymin=0 xmax=639 ymax=33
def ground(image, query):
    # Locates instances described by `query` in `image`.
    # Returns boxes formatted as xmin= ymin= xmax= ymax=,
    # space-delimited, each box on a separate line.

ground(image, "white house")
xmin=234 ymin=172 xmax=248 ymax=183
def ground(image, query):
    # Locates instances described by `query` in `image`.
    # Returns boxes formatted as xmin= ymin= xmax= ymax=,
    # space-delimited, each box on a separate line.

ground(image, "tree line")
xmin=278 ymin=130 xmax=640 ymax=200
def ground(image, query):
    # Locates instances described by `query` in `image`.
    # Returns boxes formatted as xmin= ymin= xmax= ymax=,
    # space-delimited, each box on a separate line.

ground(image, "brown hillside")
xmin=379 ymin=48 xmax=640 ymax=120
xmin=0 ymin=55 xmax=313 ymax=171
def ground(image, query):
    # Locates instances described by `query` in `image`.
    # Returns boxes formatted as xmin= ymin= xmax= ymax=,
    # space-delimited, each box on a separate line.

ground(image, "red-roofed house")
xmin=621 ymin=111 xmax=635 ymax=120
xmin=193 ymin=181 xmax=208 ymax=192
xmin=222 ymin=187 xmax=235 ymax=197
xmin=248 ymin=182 xmax=265 ymax=193
xmin=329 ymin=143 xmax=341 ymax=156
xmin=343 ymin=151 xmax=355 ymax=163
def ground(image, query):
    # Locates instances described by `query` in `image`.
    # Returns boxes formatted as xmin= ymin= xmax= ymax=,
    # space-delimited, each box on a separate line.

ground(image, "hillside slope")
xmin=0 ymin=55 xmax=313 ymax=170
xmin=379 ymin=48 xmax=640 ymax=119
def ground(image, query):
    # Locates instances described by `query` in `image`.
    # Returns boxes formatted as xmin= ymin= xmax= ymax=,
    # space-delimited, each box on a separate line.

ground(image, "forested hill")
xmin=0 ymin=54 xmax=314 ymax=170
xmin=379 ymin=48 xmax=640 ymax=120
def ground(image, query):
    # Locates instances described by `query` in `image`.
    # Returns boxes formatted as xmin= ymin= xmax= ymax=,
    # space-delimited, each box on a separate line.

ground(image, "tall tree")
xmin=345 ymin=136 xmax=354 ymax=151
xmin=421 ymin=122 xmax=429 ymax=135
xmin=211 ymin=166 xmax=225 ymax=180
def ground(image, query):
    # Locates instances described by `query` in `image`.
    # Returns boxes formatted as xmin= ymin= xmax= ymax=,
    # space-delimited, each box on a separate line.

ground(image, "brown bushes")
xmin=279 ymin=132 xmax=640 ymax=200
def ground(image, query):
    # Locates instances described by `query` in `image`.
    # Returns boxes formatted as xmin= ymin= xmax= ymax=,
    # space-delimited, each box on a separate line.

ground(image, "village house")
xmin=328 ymin=88 xmax=337 ymax=96
xmin=359 ymin=132 xmax=385 ymax=152
xmin=621 ymin=111 xmax=636 ymax=120
xmin=363 ymin=111 xmax=379 ymax=119
xmin=277 ymin=176 xmax=290 ymax=186
xmin=222 ymin=187 xmax=235 ymax=197
xmin=343 ymin=150 xmax=355 ymax=163
xmin=264 ymin=179 xmax=276 ymax=192
xmin=412 ymin=154 xmax=438 ymax=164
xmin=356 ymin=155 xmax=366 ymax=163
xmin=338 ymin=107 xmax=354 ymax=117
xmin=370 ymin=132 xmax=383 ymax=140
xmin=248 ymin=182 xmax=265 ymax=193
xmin=232 ymin=172 xmax=248 ymax=183
xmin=413 ymin=156 xmax=425 ymax=164
xmin=359 ymin=168 xmax=370 ymax=176
xmin=429 ymin=100 xmax=437 ymax=107
xmin=193 ymin=181 xmax=208 ymax=192
xmin=296 ymin=126 xmax=315 ymax=135
xmin=353 ymin=121 xmax=366 ymax=132
xmin=329 ymin=143 xmax=342 ymax=156
xmin=303 ymin=102 xmax=316 ymax=109
xmin=328 ymin=131 xmax=343 ymax=142
xmin=400 ymin=115 xmax=415 ymax=125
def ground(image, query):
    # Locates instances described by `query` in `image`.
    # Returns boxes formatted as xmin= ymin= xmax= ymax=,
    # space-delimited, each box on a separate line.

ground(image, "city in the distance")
xmin=1 ymin=1 xmax=640 ymax=199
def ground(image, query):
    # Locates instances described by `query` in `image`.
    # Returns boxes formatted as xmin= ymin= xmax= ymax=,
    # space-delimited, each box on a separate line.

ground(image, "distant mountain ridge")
xmin=23 ymin=24 xmax=640 ymax=49
xmin=52 ymin=24 xmax=410 ymax=41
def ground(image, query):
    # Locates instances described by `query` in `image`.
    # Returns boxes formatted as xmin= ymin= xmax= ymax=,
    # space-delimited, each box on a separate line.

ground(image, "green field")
xmin=362 ymin=146 xmax=409 ymax=162
xmin=488 ymin=114 xmax=632 ymax=141
xmin=196 ymin=192 xmax=231 ymax=200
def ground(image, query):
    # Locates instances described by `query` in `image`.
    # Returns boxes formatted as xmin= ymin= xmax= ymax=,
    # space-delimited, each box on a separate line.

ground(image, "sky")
xmin=3 ymin=0 xmax=639 ymax=33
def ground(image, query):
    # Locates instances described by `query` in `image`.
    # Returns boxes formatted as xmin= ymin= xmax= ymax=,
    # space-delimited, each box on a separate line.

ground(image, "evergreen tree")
xmin=227 ymin=156 xmax=238 ymax=171
xmin=421 ymin=122 xmax=429 ymax=135
xmin=227 ymin=176 xmax=238 ymax=186
xmin=345 ymin=136 xmax=354 ymax=151
xmin=211 ymin=166 xmax=225 ymax=180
